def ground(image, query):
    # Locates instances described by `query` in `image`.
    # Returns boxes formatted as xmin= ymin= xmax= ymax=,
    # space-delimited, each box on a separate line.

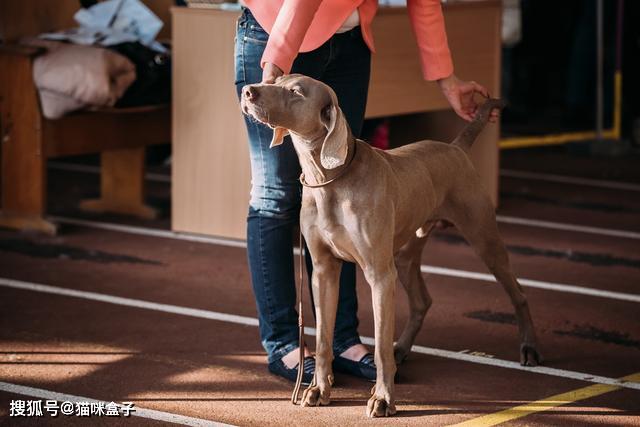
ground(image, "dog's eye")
xmin=289 ymin=87 xmax=303 ymax=96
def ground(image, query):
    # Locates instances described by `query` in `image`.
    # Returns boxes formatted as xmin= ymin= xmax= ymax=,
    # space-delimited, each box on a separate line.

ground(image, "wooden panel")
xmin=366 ymin=10 xmax=446 ymax=118
xmin=171 ymin=8 xmax=250 ymax=240
xmin=0 ymin=50 xmax=45 ymax=215
xmin=42 ymin=106 xmax=170 ymax=157
xmin=80 ymin=147 xmax=157 ymax=219
xmin=0 ymin=0 xmax=174 ymax=42
xmin=0 ymin=48 xmax=56 ymax=233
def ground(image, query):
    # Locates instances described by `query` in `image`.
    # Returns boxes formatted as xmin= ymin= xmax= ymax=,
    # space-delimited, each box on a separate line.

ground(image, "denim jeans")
xmin=234 ymin=8 xmax=371 ymax=363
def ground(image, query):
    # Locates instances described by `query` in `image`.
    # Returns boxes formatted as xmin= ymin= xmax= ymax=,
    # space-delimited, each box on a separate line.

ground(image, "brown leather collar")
xmin=299 ymin=142 xmax=357 ymax=188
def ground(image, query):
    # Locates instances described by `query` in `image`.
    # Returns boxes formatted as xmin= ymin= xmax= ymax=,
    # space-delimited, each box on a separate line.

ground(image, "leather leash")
xmin=291 ymin=229 xmax=308 ymax=404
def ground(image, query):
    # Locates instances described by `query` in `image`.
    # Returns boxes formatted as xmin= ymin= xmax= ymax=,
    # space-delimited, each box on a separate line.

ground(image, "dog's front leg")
xmin=364 ymin=263 xmax=398 ymax=417
xmin=301 ymin=253 xmax=341 ymax=407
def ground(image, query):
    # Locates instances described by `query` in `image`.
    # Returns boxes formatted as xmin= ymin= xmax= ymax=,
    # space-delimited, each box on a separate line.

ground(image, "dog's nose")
xmin=243 ymin=85 xmax=259 ymax=101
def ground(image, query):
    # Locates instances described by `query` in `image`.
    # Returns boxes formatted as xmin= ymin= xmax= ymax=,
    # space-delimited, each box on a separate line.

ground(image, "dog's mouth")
xmin=241 ymin=100 xmax=276 ymax=129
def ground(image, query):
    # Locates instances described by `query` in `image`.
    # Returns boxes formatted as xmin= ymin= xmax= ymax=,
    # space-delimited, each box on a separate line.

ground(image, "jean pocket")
xmin=245 ymin=22 xmax=269 ymax=45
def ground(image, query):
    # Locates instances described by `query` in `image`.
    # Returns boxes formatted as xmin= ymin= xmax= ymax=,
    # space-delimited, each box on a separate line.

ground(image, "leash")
xmin=299 ymin=142 xmax=357 ymax=188
xmin=291 ymin=228 xmax=308 ymax=404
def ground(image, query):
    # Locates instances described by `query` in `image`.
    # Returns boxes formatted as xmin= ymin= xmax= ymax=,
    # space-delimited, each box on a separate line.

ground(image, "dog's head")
xmin=241 ymin=74 xmax=350 ymax=170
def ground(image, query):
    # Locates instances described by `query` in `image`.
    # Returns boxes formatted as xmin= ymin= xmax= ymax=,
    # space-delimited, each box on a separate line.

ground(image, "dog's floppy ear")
xmin=270 ymin=126 xmax=289 ymax=148
xmin=320 ymin=102 xmax=348 ymax=169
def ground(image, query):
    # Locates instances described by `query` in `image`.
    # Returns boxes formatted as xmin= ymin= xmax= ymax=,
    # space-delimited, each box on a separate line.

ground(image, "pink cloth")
xmin=22 ymin=38 xmax=136 ymax=119
xmin=244 ymin=0 xmax=454 ymax=81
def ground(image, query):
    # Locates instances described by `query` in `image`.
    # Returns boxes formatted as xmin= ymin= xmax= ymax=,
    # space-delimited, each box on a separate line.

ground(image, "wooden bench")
xmin=0 ymin=0 xmax=173 ymax=234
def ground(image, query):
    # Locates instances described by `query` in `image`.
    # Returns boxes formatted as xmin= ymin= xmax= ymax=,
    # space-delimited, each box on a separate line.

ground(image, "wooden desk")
xmin=172 ymin=2 xmax=501 ymax=240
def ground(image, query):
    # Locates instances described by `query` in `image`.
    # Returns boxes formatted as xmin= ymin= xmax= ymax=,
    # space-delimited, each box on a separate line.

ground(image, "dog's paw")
xmin=301 ymin=385 xmax=330 ymax=407
xmin=393 ymin=345 xmax=409 ymax=366
xmin=520 ymin=343 xmax=542 ymax=367
xmin=366 ymin=395 xmax=396 ymax=418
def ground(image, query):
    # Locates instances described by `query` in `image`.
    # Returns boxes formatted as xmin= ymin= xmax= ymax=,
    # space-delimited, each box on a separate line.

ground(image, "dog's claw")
xmin=301 ymin=385 xmax=330 ymax=407
xmin=366 ymin=395 xmax=396 ymax=418
xmin=520 ymin=343 xmax=542 ymax=367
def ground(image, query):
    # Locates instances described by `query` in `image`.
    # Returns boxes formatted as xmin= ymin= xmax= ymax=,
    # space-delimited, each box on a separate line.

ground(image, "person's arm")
xmin=408 ymin=0 xmax=497 ymax=122
xmin=259 ymin=0 xmax=323 ymax=82
xmin=407 ymin=0 xmax=453 ymax=81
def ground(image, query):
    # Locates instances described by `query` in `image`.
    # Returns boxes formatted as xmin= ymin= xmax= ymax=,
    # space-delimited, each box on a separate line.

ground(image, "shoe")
xmin=268 ymin=356 xmax=315 ymax=385
xmin=332 ymin=353 xmax=376 ymax=382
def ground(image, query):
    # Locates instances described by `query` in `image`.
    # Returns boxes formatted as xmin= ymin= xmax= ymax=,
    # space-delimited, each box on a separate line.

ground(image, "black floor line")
xmin=0 ymin=239 xmax=162 ymax=266
xmin=432 ymin=232 xmax=640 ymax=269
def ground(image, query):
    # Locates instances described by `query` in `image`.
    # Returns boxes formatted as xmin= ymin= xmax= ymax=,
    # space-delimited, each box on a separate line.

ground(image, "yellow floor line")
xmin=450 ymin=372 xmax=640 ymax=426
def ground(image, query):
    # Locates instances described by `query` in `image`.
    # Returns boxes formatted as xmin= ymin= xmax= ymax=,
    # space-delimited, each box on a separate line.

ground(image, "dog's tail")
xmin=451 ymin=98 xmax=505 ymax=152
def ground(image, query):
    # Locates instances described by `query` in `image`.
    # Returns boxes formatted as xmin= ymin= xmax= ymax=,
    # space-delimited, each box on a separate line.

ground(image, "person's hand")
xmin=437 ymin=74 xmax=498 ymax=123
xmin=262 ymin=62 xmax=284 ymax=83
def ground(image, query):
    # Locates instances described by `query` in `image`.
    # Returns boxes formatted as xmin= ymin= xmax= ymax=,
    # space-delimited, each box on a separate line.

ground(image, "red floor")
xmin=1 ymin=149 xmax=639 ymax=426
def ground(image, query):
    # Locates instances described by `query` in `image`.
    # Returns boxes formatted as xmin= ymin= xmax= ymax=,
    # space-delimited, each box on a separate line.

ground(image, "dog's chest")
xmin=317 ymin=223 xmax=355 ymax=261
xmin=302 ymin=197 xmax=358 ymax=262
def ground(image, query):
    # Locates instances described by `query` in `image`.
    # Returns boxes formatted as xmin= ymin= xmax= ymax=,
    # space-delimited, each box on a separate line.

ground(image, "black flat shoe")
xmin=332 ymin=353 xmax=376 ymax=382
xmin=268 ymin=356 xmax=315 ymax=385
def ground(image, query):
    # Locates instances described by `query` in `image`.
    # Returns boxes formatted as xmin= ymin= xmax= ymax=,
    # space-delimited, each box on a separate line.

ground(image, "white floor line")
xmin=0 ymin=381 xmax=233 ymax=427
xmin=501 ymin=169 xmax=640 ymax=192
xmin=496 ymin=215 xmax=640 ymax=240
xmin=50 ymin=216 xmax=640 ymax=304
xmin=420 ymin=265 xmax=640 ymax=303
xmin=2 ymin=277 xmax=639 ymax=392
xmin=50 ymin=216 xmax=247 ymax=249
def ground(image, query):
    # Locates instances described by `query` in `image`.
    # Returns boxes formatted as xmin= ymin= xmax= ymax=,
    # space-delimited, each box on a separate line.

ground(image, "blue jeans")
xmin=234 ymin=8 xmax=371 ymax=363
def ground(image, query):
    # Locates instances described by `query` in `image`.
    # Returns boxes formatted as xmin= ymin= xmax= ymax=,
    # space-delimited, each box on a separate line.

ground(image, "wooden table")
xmin=172 ymin=1 xmax=502 ymax=240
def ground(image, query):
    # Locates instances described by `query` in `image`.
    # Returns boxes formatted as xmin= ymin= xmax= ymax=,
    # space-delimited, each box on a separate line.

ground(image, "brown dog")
xmin=241 ymin=74 xmax=541 ymax=417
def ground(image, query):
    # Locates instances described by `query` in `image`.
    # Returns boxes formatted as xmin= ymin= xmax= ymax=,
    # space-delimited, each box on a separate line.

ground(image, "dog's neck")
xmin=290 ymin=132 xmax=356 ymax=188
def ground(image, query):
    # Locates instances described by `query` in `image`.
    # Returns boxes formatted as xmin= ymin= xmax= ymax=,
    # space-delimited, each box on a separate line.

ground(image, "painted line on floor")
xmin=51 ymin=216 xmax=247 ymax=249
xmin=501 ymin=169 xmax=640 ymax=192
xmin=420 ymin=265 xmax=640 ymax=303
xmin=48 ymin=162 xmax=640 ymax=240
xmin=2 ymin=277 xmax=640 ymax=392
xmin=496 ymin=215 xmax=640 ymax=240
xmin=450 ymin=372 xmax=640 ymax=426
xmin=0 ymin=381 xmax=233 ymax=427
xmin=49 ymin=216 xmax=640 ymax=304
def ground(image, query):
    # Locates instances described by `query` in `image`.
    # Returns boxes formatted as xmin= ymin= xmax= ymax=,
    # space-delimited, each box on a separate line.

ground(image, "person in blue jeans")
xmin=234 ymin=8 xmax=375 ymax=383
xmin=234 ymin=5 xmax=495 ymax=384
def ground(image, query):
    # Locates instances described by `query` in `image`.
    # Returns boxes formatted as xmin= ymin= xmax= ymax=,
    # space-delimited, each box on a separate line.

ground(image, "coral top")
xmin=244 ymin=0 xmax=454 ymax=81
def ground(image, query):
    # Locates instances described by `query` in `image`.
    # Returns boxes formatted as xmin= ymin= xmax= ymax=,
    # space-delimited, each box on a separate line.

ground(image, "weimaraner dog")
xmin=240 ymin=74 xmax=541 ymax=417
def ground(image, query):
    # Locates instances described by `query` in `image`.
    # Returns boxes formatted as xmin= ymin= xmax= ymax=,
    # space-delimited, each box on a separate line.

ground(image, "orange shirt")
xmin=244 ymin=0 xmax=454 ymax=81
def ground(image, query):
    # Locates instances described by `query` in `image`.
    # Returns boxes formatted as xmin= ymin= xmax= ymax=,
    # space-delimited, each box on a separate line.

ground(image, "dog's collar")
xmin=299 ymin=142 xmax=357 ymax=188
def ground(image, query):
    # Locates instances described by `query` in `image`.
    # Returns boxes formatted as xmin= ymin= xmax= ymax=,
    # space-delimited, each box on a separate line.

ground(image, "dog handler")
xmin=234 ymin=0 xmax=496 ymax=384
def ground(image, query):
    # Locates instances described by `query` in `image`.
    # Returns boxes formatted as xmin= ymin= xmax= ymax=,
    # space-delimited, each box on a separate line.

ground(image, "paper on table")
xmin=41 ymin=0 xmax=166 ymax=52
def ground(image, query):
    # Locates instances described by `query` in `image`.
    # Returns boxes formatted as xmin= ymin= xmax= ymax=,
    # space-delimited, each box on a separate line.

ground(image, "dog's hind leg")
xmin=447 ymin=194 xmax=542 ymax=366
xmin=393 ymin=228 xmax=432 ymax=365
